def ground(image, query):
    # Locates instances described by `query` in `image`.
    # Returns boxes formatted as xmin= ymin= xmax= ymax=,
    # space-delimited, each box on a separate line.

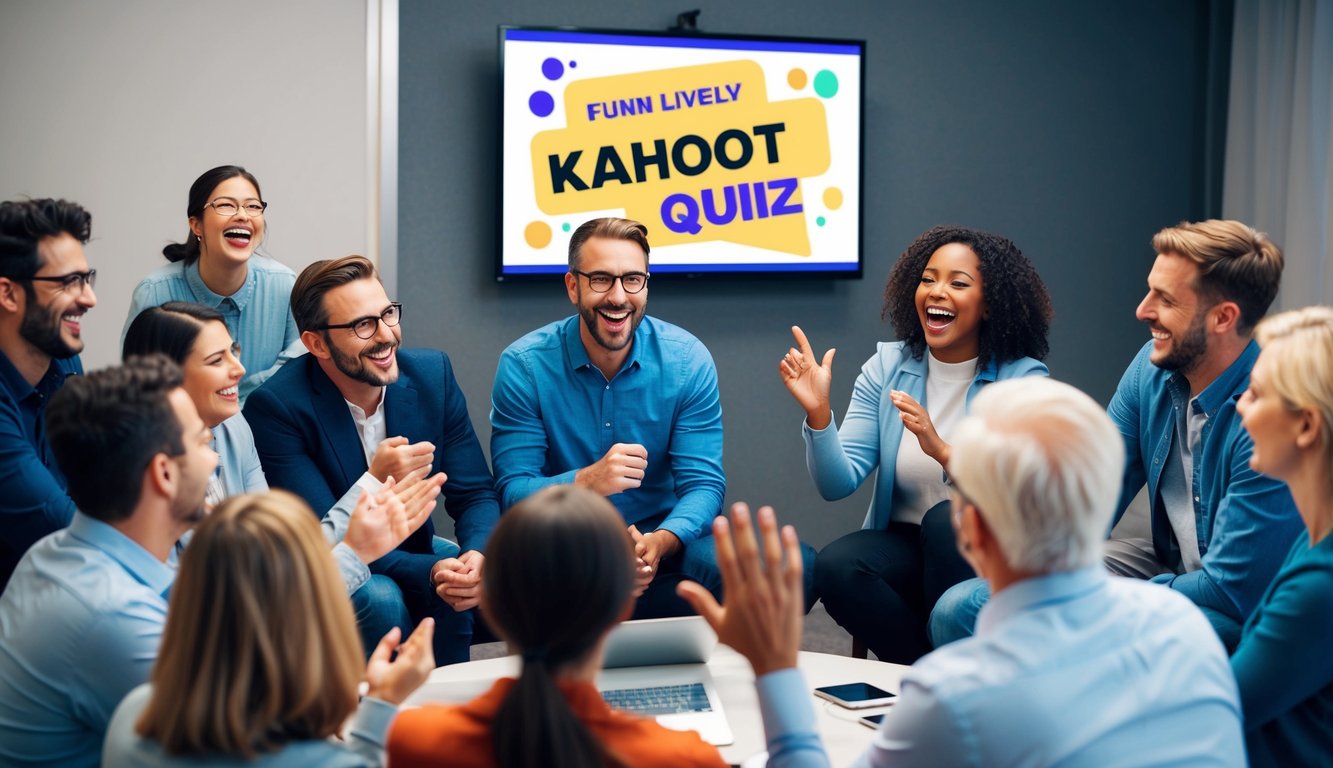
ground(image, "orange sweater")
xmin=388 ymin=677 xmax=727 ymax=768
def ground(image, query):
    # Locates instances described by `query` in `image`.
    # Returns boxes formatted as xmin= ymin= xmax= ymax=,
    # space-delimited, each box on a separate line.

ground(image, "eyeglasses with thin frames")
xmin=204 ymin=198 xmax=268 ymax=217
xmin=26 ymin=269 xmax=97 ymax=295
xmin=570 ymin=270 xmax=649 ymax=294
xmin=317 ymin=302 xmax=402 ymax=340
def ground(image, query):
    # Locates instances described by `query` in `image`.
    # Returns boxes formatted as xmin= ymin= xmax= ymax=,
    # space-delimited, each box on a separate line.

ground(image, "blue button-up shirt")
xmin=124 ymin=255 xmax=303 ymax=403
xmin=490 ymin=315 xmax=725 ymax=544
xmin=1108 ymin=340 xmax=1303 ymax=623
xmin=0 ymin=352 xmax=80 ymax=589
xmin=0 ymin=513 xmax=172 ymax=767
xmin=761 ymin=569 xmax=1245 ymax=767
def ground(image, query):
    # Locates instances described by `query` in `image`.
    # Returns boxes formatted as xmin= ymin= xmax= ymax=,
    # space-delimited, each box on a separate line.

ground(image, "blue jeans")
xmin=632 ymin=526 xmax=819 ymax=619
xmin=352 ymin=536 xmax=473 ymax=664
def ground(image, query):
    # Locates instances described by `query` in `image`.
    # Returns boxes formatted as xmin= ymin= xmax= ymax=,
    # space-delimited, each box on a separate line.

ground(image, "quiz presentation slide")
xmin=500 ymin=29 xmax=864 ymax=276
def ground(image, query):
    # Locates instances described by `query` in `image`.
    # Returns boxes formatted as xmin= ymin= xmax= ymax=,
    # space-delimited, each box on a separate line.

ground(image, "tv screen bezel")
xmin=496 ymin=24 xmax=866 ymax=282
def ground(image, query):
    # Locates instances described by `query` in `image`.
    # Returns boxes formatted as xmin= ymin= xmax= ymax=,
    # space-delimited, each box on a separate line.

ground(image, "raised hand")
xmin=575 ymin=443 xmax=648 ymax=497
xmin=677 ymin=504 xmax=804 ymax=676
xmin=779 ymin=325 xmax=836 ymax=430
xmin=364 ymin=618 xmax=435 ymax=705
xmin=889 ymin=389 xmax=950 ymax=468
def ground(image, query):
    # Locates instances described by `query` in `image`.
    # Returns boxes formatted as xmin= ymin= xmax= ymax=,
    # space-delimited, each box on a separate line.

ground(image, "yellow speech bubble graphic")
xmin=530 ymin=60 xmax=831 ymax=256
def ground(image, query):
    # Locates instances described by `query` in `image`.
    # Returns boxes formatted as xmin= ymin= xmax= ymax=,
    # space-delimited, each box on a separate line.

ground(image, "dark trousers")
xmin=355 ymin=540 xmax=474 ymax=665
xmin=813 ymin=501 xmax=973 ymax=664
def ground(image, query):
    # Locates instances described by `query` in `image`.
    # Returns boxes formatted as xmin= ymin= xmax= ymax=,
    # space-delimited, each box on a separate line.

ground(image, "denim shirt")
xmin=803 ymin=341 xmax=1048 ymax=530
xmin=1108 ymin=340 xmax=1302 ymax=623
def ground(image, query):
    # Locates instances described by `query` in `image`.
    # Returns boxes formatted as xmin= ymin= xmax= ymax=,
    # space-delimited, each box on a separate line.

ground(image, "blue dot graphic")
xmin=529 ymin=91 xmax=554 ymax=117
xmin=542 ymin=57 xmax=563 ymax=80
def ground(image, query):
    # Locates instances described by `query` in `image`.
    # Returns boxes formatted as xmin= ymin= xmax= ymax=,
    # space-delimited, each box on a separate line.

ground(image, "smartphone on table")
xmin=813 ymin=682 xmax=897 ymax=709
xmin=858 ymin=712 xmax=887 ymax=729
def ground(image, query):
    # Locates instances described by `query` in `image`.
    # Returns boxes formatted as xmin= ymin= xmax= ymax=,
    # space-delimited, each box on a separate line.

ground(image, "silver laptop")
xmin=596 ymin=616 xmax=735 ymax=746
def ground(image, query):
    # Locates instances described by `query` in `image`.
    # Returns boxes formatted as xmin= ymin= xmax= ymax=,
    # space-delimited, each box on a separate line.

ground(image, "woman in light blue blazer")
xmin=780 ymin=225 xmax=1052 ymax=663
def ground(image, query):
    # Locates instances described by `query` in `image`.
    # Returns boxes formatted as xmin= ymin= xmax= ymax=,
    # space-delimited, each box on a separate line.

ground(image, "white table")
xmin=405 ymin=646 xmax=909 ymax=766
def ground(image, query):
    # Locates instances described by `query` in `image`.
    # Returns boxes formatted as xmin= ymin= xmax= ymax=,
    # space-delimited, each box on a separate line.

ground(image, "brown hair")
xmin=290 ymin=255 xmax=377 ymax=333
xmin=484 ymin=486 xmax=635 ymax=768
xmin=1152 ymin=219 xmax=1283 ymax=333
xmin=567 ymin=218 xmax=650 ymax=270
xmin=136 ymin=491 xmax=364 ymax=757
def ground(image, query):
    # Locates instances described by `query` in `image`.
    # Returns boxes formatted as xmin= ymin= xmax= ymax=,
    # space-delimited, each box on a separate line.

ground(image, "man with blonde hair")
xmin=934 ymin=219 xmax=1303 ymax=649
xmin=683 ymin=378 xmax=1244 ymax=766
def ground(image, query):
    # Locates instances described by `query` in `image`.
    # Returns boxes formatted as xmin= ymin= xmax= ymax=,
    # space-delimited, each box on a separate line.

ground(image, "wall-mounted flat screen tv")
xmin=498 ymin=26 xmax=865 ymax=279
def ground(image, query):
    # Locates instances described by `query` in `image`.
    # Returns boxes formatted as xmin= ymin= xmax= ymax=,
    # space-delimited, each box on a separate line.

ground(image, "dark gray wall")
xmin=400 ymin=0 xmax=1219 ymax=547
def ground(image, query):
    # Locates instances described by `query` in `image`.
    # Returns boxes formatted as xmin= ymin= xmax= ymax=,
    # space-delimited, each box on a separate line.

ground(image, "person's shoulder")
xmin=503 ymin=318 xmax=571 ymax=357
xmin=1107 ymin=577 xmax=1227 ymax=650
xmin=248 ymin=353 xmax=314 ymax=401
xmin=135 ymin=260 xmax=187 ymax=285
xmin=247 ymin=253 xmax=297 ymax=278
xmin=642 ymin=316 xmax=714 ymax=360
xmin=996 ymin=355 xmax=1048 ymax=378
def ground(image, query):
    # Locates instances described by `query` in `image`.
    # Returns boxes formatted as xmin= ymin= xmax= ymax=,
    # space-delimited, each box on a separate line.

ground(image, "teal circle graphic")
xmin=816 ymin=216 xmax=827 ymax=227
xmin=813 ymin=70 xmax=839 ymax=98
xmin=561 ymin=222 xmax=571 ymax=232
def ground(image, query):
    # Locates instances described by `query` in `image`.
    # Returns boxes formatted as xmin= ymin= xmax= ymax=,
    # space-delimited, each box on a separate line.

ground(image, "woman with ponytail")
xmin=125 ymin=165 xmax=301 ymax=403
xmin=387 ymin=485 xmax=725 ymax=768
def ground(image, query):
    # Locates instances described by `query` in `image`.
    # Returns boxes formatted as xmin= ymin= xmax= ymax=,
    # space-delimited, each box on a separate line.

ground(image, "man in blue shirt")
xmin=0 ymin=356 xmax=217 ymax=767
xmin=682 ymin=378 xmax=1244 ymax=767
xmin=0 ymin=198 xmax=97 ymax=591
xmin=932 ymin=219 xmax=1302 ymax=649
xmin=491 ymin=218 xmax=742 ymax=617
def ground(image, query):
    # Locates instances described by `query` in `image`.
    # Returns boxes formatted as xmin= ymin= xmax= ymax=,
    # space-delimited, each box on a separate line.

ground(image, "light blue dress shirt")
xmin=124 ymin=255 xmax=304 ymax=403
xmin=490 ymin=315 xmax=725 ymax=544
xmin=802 ymin=341 xmax=1046 ymax=529
xmin=762 ymin=569 xmax=1245 ymax=767
xmin=103 ymin=683 xmax=397 ymax=767
xmin=212 ymin=413 xmax=370 ymax=593
xmin=0 ymin=513 xmax=173 ymax=767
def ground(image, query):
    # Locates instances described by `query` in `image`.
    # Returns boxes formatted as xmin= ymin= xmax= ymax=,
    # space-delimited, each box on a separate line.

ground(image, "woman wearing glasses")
xmin=124 ymin=165 xmax=300 ymax=404
xmin=102 ymin=491 xmax=436 ymax=767
xmin=779 ymin=225 xmax=1052 ymax=664
xmin=1231 ymin=306 xmax=1333 ymax=767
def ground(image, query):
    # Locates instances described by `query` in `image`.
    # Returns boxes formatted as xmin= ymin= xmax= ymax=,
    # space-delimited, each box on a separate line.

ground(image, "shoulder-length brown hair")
xmin=136 ymin=491 xmax=365 ymax=757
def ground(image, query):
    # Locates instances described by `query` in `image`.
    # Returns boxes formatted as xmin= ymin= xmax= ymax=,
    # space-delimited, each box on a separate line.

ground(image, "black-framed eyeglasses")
xmin=204 ymin=198 xmax=268 ymax=217
xmin=571 ymin=270 xmax=649 ymax=294
xmin=317 ymin=302 xmax=402 ymax=339
xmin=26 ymin=269 xmax=97 ymax=294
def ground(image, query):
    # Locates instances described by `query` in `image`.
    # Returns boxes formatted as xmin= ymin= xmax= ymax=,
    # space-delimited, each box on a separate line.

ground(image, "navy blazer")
xmin=244 ymin=348 xmax=500 ymax=554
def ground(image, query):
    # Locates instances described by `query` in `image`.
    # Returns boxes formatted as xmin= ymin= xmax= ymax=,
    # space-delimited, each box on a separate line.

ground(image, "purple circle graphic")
xmin=529 ymin=91 xmax=555 ymax=117
xmin=569 ymin=60 xmax=577 ymax=69
xmin=541 ymin=57 xmax=563 ymax=80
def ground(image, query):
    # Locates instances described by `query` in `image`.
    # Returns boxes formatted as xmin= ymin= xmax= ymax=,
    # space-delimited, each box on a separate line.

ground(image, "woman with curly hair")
xmin=780 ymin=225 xmax=1053 ymax=663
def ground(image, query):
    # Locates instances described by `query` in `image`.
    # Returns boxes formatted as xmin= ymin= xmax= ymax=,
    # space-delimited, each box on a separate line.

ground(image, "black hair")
xmin=122 ymin=302 xmax=226 ymax=364
xmin=882 ymin=225 xmax=1052 ymax=367
xmin=163 ymin=165 xmax=263 ymax=264
xmin=485 ymin=486 xmax=634 ymax=768
xmin=46 ymin=355 xmax=186 ymax=523
xmin=0 ymin=198 xmax=92 ymax=280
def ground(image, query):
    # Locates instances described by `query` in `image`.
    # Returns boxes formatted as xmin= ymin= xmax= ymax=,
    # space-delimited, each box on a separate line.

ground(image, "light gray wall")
xmin=1 ymin=0 xmax=369 ymax=371
xmin=399 ymin=0 xmax=1221 ymax=547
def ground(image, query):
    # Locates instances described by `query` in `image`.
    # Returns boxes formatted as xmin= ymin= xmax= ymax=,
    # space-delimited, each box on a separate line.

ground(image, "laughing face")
xmin=914 ymin=242 xmax=985 ymax=363
xmin=182 ymin=320 xmax=245 ymax=428
xmin=20 ymin=232 xmax=97 ymax=360
xmin=566 ymin=236 xmax=648 ymax=358
xmin=320 ymin=277 xmax=401 ymax=387
xmin=189 ymin=175 xmax=265 ymax=268
xmin=1136 ymin=253 xmax=1211 ymax=374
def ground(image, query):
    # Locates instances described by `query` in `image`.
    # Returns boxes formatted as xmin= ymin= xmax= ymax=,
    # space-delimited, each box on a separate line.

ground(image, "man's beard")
xmin=1154 ymin=311 xmax=1208 ymax=375
xmin=578 ymin=296 xmax=642 ymax=353
xmin=328 ymin=334 xmax=400 ymax=387
xmin=19 ymin=295 xmax=79 ymax=359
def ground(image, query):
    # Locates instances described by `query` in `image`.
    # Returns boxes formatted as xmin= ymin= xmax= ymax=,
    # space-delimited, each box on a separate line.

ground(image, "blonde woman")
xmin=1233 ymin=306 xmax=1333 ymax=767
xmin=102 ymin=491 xmax=435 ymax=767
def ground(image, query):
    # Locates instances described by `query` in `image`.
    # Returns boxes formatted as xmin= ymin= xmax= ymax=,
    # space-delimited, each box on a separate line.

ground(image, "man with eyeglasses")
xmin=245 ymin=255 xmax=500 ymax=665
xmin=0 ymin=198 xmax=97 ymax=591
xmin=491 ymin=217 xmax=814 ymax=617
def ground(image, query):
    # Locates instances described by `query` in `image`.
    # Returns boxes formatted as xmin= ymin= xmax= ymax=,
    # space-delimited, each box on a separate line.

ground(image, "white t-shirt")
xmin=891 ymin=353 xmax=977 ymax=524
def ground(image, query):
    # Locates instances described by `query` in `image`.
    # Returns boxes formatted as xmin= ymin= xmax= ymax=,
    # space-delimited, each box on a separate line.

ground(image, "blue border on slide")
xmin=505 ymin=29 xmax=862 ymax=56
